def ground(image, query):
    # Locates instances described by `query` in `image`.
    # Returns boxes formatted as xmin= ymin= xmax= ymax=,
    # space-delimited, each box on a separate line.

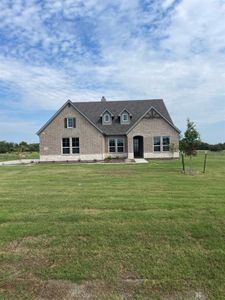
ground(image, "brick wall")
xmin=39 ymin=104 xmax=104 ymax=160
xmin=127 ymin=117 xmax=180 ymax=159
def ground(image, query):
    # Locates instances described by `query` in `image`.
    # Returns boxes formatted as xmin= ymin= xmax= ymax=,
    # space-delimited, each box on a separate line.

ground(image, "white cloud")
xmin=0 ymin=0 xmax=225 ymax=143
xmin=162 ymin=0 xmax=225 ymax=55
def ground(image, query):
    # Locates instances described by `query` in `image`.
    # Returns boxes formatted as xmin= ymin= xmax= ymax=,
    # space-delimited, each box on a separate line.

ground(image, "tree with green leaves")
xmin=180 ymin=119 xmax=200 ymax=157
xmin=179 ymin=119 xmax=200 ymax=173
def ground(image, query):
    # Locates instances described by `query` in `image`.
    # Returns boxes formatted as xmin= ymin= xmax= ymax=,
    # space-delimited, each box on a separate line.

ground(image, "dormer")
xmin=119 ymin=109 xmax=132 ymax=125
xmin=100 ymin=109 xmax=114 ymax=125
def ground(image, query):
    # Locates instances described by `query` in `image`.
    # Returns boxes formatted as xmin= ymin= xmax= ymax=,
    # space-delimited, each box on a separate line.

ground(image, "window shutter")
xmin=73 ymin=118 xmax=76 ymax=128
xmin=64 ymin=118 xmax=67 ymax=128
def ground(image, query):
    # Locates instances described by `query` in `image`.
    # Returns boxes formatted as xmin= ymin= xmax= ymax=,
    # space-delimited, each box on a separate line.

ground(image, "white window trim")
xmin=153 ymin=136 xmax=161 ymax=152
xmin=103 ymin=113 xmax=111 ymax=124
xmin=62 ymin=137 xmax=70 ymax=155
xmin=153 ymin=136 xmax=171 ymax=152
xmin=61 ymin=137 xmax=80 ymax=155
xmin=67 ymin=117 xmax=74 ymax=128
xmin=108 ymin=138 xmax=125 ymax=153
xmin=121 ymin=112 xmax=130 ymax=124
xmin=162 ymin=136 xmax=170 ymax=152
xmin=122 ymin=113 xmax=128 ymax=121
xmin=72 ymin=137 xmax=80 ymax=154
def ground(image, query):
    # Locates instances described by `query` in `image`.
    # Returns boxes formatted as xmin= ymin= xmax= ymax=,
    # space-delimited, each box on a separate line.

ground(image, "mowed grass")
xmin=0 ymin=153 xmax=224 ymax=299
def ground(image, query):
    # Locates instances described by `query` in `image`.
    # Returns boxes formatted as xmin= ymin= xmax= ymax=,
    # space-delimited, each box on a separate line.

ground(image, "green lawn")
xmin=0 ymin=152 xmax=39 ymax=162
xmin=0 ymin=152 xmax=224 ymax=299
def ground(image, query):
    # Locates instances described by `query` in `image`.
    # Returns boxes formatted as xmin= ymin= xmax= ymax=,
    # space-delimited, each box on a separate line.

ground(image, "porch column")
xmin=127 ymin=135 xmax=134 ymax=159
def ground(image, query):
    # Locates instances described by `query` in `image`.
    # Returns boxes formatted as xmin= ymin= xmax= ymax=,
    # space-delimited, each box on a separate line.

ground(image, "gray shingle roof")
xmin=73 ymin=99 xmax=179 ymax=135
xmin=37 ymin=99 xmax=180 ymax=136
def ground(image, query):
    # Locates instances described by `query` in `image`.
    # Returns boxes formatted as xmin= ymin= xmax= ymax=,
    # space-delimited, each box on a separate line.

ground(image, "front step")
xmin=134 ymin=158 xmax=148 ymax=164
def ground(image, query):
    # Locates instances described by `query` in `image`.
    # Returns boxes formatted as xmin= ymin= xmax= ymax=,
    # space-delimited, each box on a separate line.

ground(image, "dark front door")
xmin=133 ymin=136 xmax=143 ymax=158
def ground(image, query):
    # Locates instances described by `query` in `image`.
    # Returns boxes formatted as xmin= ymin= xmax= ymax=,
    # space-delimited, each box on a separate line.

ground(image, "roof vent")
xmin=101 ymin=96 xmax=106 ymax=102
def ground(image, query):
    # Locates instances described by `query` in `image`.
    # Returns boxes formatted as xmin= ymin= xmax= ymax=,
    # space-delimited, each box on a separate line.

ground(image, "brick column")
xmin=127 ymin=134 xmax=134 ymax=159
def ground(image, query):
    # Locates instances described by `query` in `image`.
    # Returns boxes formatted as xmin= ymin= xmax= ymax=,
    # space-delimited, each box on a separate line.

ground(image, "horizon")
xmin=0 ymin=0 xmax=225 ymax=144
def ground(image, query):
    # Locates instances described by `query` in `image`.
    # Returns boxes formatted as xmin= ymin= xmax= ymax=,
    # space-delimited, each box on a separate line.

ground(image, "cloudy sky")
xmin=0 ymin=0 xmax=225 ymax=143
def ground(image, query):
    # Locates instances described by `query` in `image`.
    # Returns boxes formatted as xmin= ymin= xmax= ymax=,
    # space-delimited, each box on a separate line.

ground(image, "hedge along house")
xmin=37 ymin=97 xmax=181 ymax=162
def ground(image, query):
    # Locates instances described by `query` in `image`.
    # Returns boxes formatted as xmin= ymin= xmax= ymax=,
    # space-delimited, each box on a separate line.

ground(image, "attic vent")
xmin=101 ymin=96 xmax=106 ymax=102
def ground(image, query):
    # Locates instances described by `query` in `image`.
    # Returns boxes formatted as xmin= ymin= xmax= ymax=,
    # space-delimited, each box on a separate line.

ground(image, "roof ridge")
xmin=73 ymin=99 xmax=164 ymax=104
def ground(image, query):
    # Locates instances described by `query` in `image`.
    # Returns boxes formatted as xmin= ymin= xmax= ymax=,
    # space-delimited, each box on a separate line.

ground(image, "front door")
xmin=133 ymin=136 xmax=143 ymax=158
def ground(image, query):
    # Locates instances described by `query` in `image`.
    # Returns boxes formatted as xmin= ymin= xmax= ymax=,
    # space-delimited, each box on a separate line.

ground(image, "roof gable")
xmin=36 ymin=100 xmax=103 ymax=135
xmin=100 ymin=109 xmax=114 ymax=117
xmin=118 ymin=109 xmax=132 ymax=117
xmin=126 ymin=106 xmax=180 ymax=134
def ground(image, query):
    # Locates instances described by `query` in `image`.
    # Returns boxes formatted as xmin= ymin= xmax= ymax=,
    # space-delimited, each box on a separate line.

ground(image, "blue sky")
xmin=0 ymin=0 xmax=225 ymax=143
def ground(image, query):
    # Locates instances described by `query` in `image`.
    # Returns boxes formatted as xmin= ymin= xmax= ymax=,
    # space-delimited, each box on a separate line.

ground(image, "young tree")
xmin=180 ymin=119 xmax=200 ymax=157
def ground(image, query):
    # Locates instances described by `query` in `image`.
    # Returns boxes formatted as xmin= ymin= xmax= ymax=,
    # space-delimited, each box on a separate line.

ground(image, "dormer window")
xmin=122 ymin=113 xmax=128 ymax=122
xmin=119 ymin=109 xmax=132 ymax=124
xmin=104 ymin=113 xmax=110 ymax=123
xmin=101 ymin=109 xmax=114 ymax=125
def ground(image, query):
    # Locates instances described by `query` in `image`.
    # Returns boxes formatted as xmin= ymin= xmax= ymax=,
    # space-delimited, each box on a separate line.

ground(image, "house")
xmin=37 ymin=98 xmax=180 ymax=161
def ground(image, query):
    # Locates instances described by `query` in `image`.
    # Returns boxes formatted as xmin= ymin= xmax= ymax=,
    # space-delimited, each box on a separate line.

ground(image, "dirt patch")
xmin=0 ymin=275 xmax=209 ymax=300
xmin=1 ymin=278 xmax=117 ymax=300
xmin=35 ymin=278 xmax=144 ymax=300
xmin=0 ymin=235 xmax=52 ymax=288
xmin=36 ymin=279 xmax=108 ymax=300
xmin=4 ymin=235 xmax=53 ymax=255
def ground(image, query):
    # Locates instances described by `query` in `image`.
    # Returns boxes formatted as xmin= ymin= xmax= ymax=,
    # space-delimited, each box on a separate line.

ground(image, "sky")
xmin=0 ymin=0 xmax=225 ymax=143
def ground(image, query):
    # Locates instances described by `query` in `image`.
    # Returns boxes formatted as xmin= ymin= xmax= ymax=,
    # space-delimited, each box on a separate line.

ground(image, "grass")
xmin=0 ymin=152 xmax=39 ymax=162
xmin=0 ymin=152 xmax=224 ymax=299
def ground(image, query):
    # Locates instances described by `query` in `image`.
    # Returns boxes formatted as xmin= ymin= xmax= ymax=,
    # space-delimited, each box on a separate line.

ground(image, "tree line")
xmin=0 ymin=141 xmax=39 ymax=153
xmin=180 ymin=139 xmax=225 ymax=152
xmin=195 ymin=141 xmax=225 ymax=152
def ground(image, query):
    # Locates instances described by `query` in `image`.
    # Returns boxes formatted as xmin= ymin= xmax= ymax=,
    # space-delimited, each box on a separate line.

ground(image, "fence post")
xmin=203 ymin=151 xmax=208 ymax=173
xmin=181 ymin=151 xmax=185 ymax=173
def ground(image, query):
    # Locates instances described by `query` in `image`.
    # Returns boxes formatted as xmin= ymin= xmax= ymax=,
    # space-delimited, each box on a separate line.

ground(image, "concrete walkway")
xmin=0 ymin=158 xmax=148 ymax=165
xmin=0 ymin=159 xmax=39 ymax=166
xmin=134 ymin=158 xmax=148 ymax=164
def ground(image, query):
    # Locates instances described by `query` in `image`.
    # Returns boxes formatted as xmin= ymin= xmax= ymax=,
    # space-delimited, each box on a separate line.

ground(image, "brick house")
xmin=37 ymin=98 xmax=180 ymax=161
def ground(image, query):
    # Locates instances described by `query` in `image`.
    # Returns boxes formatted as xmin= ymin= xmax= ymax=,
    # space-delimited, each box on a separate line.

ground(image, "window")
xmin=65 ymin=118 xmax=76 ymax=128
xmin=104 ymin=113 xmax=110 ymax=123
xmin=62 ymin=137 xmax=79 ymax=154
xmin=163 ymin=136 xmax=170 ymax=151
xmin=101 ymin=110 xmax=113 ymax=125
xmin=68 ymin=118 xmax=74 ymax=128
xmin=122 ymin=113 xmax=128 ymax=122
xmin=120 ymin=111 xmax=130 ymax=124
xmin=109 ymin=138 xmax=124 ymax=153
xmin=109 ymin=139 xmax=116 ymax=152
xmin=117 ymin=138 xmax=124 ymax=152
xmin=153 ymin=136 xmax=161 ymax=152
xmin=153 ymin=136 xmax=171 ymax=152
xmin=62 ymin=138 xmax=70 ymax=154
xmin=72 ymin=138 xmax=80 ymax=154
